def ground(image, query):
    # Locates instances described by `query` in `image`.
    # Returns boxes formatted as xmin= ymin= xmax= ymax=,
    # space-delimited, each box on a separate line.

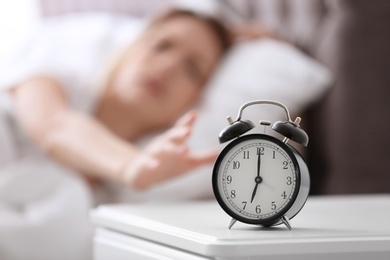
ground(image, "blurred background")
xmin=0 ymin=0 xmax=40 ymax=60
xmin=2 ymin=0 xmax=389 ymax=195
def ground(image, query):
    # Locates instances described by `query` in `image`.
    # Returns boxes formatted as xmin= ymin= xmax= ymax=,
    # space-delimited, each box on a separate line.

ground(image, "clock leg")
xmin=281 ymin=215 xmax=292 ymax=230
xmin=228 ymin=218 xmax=237 ymax=229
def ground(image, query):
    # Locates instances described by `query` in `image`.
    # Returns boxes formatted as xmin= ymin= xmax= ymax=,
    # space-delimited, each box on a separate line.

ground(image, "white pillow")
xmin=0 ymin=12 xmax=145 ymax=93
xmin=189 ymin=38 xmax=332 ymax=151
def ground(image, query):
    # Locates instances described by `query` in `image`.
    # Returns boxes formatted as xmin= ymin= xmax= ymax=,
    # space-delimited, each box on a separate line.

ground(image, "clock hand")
xmin=250 ymin=182 xmax=259 ymax=203
xmin=257 ymin=148 xmax=261 ymax=178
xmin=250 ymin=152 xmax=262 ymax=203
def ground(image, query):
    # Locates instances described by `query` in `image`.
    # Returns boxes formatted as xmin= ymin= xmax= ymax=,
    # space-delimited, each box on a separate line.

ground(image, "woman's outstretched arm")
xmin=11 ymin=76 xmax=217 ymax=189
xmin=11 ymin=75 xmax=139 ymax=183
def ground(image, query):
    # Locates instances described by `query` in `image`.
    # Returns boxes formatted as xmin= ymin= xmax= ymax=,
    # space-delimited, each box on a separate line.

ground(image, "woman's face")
xmin=111 ymin=15 xmax=222 ymax=128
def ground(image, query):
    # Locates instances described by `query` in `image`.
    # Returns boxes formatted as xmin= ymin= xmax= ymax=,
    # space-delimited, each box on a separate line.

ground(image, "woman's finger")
xmin=175 ymin=110 xmax=197 ymax=128
xmin=164 ymin=110 xmax=198 ymax=143
xmin=163 ymin=126 xmax=191 ymax=143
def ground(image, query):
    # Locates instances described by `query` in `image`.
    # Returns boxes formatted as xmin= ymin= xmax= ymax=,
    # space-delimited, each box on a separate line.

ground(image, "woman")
xmin=7 ymin=9 xmax=231 ymax=193
xmin=0 ymin=9 xmax=230 ymax=260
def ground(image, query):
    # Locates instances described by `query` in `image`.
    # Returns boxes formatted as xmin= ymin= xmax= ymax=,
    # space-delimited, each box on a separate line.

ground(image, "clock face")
xmin=212 ymin=134 xmax=300 ymax=225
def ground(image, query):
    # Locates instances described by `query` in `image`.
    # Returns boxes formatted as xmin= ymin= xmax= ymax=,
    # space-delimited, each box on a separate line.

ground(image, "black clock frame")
xmin=212 ymin=134 xmax=304 ymax=227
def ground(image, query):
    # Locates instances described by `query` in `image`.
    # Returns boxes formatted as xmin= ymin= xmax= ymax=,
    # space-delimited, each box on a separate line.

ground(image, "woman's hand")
xmin=121 ymin=111 xmax=218 ymax=190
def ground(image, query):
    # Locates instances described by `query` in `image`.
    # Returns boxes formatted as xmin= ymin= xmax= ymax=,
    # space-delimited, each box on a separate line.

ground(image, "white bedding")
xmin=0 ymin=102 xmax=94 ymax=260
xmin=0 ymin=12 xmax=332 ymax=260
xmin=0 ymin=160 xmax=93 ymax=260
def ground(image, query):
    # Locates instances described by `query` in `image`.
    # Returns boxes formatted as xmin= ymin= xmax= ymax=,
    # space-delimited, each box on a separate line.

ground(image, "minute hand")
xmin=257 ymin=149 xmax=261 ymax=178
xmin=250 ymin=151 xmax=262 ymax=203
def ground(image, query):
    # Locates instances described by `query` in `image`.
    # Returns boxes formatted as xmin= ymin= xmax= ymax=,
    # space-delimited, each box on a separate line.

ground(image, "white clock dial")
xmin=213 ymin=134 xmax=300 ymax=224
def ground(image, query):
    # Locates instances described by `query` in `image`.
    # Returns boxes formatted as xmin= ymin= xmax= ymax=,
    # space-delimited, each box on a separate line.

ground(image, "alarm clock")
xmin=212 ymin=100 xmax=310 ymax=230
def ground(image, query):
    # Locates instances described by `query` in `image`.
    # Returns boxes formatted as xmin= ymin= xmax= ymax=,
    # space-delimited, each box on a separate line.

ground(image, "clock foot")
xmin=228 ymin=218 xmax=237 ymax=229
xmin=281 ymin=215 xmax=292 ymax=230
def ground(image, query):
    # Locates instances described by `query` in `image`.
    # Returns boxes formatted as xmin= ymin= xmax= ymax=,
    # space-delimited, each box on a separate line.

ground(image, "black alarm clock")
xmin=212 ymin=100 xmax=310 ymax=230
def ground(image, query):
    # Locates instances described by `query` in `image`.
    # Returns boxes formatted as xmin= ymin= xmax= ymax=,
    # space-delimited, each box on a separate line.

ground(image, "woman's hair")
xmin=147 ymin=8 xmax=232 ymax=53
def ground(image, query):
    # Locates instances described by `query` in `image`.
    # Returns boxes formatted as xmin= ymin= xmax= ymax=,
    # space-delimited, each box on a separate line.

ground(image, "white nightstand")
xmin=91 ymin=195 xmax=390 ymax=260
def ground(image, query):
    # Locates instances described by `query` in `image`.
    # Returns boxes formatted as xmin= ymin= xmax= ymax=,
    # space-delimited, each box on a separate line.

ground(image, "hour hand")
xmin=250 ymin=183 xmax=259 ymax=203
xmin=250 ymin=176 xmax=263 ymax=203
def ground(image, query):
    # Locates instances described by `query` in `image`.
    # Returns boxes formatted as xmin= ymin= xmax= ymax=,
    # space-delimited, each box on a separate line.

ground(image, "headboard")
xmin=243 ymin=0 xmax=390 ymax=194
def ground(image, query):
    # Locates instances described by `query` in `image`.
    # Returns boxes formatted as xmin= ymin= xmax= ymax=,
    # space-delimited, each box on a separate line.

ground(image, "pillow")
xmin=189 ymin=38 xmax=333 ymax=151
xmin=0 ymin=12 xmax=145 ymax=93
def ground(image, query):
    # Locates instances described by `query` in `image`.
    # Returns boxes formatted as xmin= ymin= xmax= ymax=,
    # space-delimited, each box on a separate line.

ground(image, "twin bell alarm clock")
xmin=212 ymin=100 xmax=310 ymax=230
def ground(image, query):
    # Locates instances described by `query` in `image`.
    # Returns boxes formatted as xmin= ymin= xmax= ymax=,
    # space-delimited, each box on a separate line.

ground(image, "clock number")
xmin=256 ymin=147 xmax=264 ymax=155
xmin=273 ymin=151 xmax=276 ymax=159
xmin=242 ymin=201 xmax=247 ymax=210
xmin=233 ymin=161 xmax=240 ymax=169
xmin=230 ymin=190 xmax=236 ymax=199
xmin=271 ymin=201 xmax=276 ymax=210
xmin=281 ymin=191 xmax=287 ymax=199
xmin=283 ymin=161 xmax=289 ymax=169
xmin=226 ymin=175 xmax=232 ymax=184
xmin=286 ymin=176 xmax=292 ymax=185
xmin=243 ymin=151 xmax=249 ymax=159
xmin=256 ymin=205 xmax=261 ymax=214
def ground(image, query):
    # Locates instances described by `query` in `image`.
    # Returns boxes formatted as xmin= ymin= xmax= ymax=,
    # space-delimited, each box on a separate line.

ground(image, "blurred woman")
xmin=0 ymin=8 xmax=231 ymax=259
xmin=5 ymin=9 xmax=231 ymax=191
